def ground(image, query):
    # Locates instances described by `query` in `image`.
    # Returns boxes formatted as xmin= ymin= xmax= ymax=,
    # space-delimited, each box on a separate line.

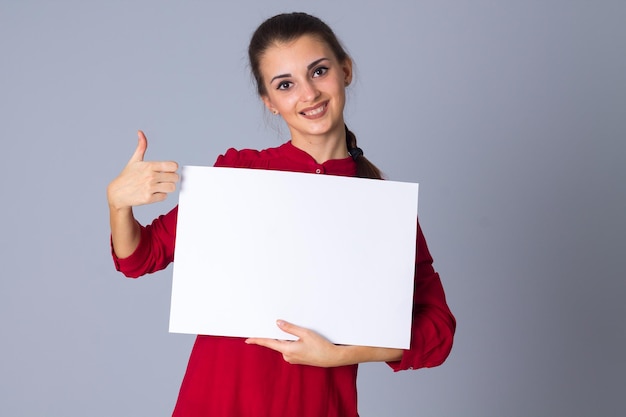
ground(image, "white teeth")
xmin=303 ymin=104 xmax=326 ymax=116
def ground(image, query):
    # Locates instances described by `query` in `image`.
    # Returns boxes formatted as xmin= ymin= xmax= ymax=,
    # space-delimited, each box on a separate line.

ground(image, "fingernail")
xmin=276 ymin=320 xmax=285 ymax=326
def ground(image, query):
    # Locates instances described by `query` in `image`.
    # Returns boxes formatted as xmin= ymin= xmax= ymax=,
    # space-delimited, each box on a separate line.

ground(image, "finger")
xmin=245 ymin=337 xmax=288 ymax=353
xmin=276 ymin=320 xmax=307 ymax=338
xmin=148 ymin=192 xmax=169 ymax=204
xmin=150 ymin=160 xmax=179 ymax=173
xmin=129 ymin=130 xmax=148 ymax=163
xmin=152 ymin=181 xmax=177 ymax=194
xmin=153 ymin=171 xmax=180 ymax=184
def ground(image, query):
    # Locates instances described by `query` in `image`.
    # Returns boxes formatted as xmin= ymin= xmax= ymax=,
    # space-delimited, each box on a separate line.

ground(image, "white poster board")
xmin=169 ymin=166 xmax=418 ymax=349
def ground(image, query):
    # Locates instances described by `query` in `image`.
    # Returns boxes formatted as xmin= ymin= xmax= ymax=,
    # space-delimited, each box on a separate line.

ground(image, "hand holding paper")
xmin=245 ymin=320 xmax=340 ymax=367
xmin=245 ymin=320 xmax=404 ymax=367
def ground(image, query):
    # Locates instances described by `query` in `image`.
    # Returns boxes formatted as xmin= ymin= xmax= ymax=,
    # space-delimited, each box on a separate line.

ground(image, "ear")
xmin=342 ymin=57 xmax=353 ymax=86
xmin=262 ymin=95 xmax=277 ymax=114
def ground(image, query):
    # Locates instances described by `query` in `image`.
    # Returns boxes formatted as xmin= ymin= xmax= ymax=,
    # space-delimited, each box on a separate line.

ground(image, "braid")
xmin=345 ymin=125 xmax=383 ymax=179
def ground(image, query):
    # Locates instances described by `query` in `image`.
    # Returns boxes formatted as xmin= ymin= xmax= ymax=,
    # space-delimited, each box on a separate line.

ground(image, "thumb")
xmin=129 ymin=130 xmax=148 ymax=163
xmin=276 ymin=320 xmax=304 ymax=338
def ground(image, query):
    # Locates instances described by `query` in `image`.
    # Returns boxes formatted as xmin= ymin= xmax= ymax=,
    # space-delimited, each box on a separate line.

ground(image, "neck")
xmin=289 ymin=125 xmax=349 ymax=164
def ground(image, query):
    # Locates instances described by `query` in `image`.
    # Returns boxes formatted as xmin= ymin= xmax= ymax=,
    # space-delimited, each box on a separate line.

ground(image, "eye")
xmin=276 ymin=81 xmax=293 ymax=90
xmin=312 ymin=66 xmax=329 ymax=77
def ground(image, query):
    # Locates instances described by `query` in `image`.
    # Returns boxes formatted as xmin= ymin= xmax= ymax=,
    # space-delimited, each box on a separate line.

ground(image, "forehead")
xmin=260 ymin=35 xmax=335 ymax=74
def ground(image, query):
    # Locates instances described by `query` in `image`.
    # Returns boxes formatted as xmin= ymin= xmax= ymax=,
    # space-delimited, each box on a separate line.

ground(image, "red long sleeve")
xmin=112 ymin=207 xmax=178 ymax=278
xmin=388 ymin=222 xmax=456 ymax=371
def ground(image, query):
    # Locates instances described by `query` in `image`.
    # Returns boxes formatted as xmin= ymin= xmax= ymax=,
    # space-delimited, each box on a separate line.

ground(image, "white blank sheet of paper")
xmin=169 ymin=166 xmax=418 ymax=349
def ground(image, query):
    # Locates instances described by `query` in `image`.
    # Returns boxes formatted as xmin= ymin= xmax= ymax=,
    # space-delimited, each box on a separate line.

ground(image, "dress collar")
xmin=278 ymin=141 xmax=357 ymax=177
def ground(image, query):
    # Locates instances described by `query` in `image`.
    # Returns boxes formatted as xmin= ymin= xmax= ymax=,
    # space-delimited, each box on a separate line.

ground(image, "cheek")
xmin=330 ymin=84 xmax=347 ymax=105
xmin=273 ymin=94 xmax=299 ymax=111
xmin=327 ymin=76 xmax=347 ymax=96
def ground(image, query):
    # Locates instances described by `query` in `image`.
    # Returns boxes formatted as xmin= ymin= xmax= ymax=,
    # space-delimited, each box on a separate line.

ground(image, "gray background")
xmin=1 ymin=0 xmax=625 ymax=416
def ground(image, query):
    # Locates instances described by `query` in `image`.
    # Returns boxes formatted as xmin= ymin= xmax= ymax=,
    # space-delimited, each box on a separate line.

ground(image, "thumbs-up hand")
xmin=107 ymin=130 xmax=179 ymax=210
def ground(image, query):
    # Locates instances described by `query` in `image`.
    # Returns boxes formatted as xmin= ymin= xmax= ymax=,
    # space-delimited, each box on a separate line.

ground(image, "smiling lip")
xmin=300 ymin=101 xmax=328 ymax=119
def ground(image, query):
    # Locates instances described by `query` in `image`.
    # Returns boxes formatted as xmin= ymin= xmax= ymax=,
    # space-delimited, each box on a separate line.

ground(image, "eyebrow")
xmin=269 ymin=58 xmax=330 ymax=84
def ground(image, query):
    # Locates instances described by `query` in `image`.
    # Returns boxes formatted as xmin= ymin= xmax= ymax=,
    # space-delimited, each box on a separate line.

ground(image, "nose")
xmin=300 ymin=79 xmax=320 ymax=102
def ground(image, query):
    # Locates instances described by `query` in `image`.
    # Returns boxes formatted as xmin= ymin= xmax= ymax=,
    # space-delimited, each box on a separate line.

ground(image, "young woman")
xmin=108 ymin=12 xmax=455 ymax=417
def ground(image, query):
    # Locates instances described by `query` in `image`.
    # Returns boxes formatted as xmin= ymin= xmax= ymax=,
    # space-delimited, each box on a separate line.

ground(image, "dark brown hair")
xmin=248 ymin=12 xmax=383 ymax=179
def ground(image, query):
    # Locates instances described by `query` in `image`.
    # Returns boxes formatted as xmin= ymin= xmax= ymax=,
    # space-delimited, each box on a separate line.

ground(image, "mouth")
xmin=300 ymin=101 xmax=328 ymax=118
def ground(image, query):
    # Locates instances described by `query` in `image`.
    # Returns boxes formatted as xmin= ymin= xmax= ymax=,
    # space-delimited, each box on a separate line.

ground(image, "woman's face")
xmin=260 ymin=34 xmax=352 ymax=144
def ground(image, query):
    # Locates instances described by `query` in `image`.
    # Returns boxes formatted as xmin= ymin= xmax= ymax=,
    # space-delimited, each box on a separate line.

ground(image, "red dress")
xmin=112 ymin=141 xmax=455 ymax=417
